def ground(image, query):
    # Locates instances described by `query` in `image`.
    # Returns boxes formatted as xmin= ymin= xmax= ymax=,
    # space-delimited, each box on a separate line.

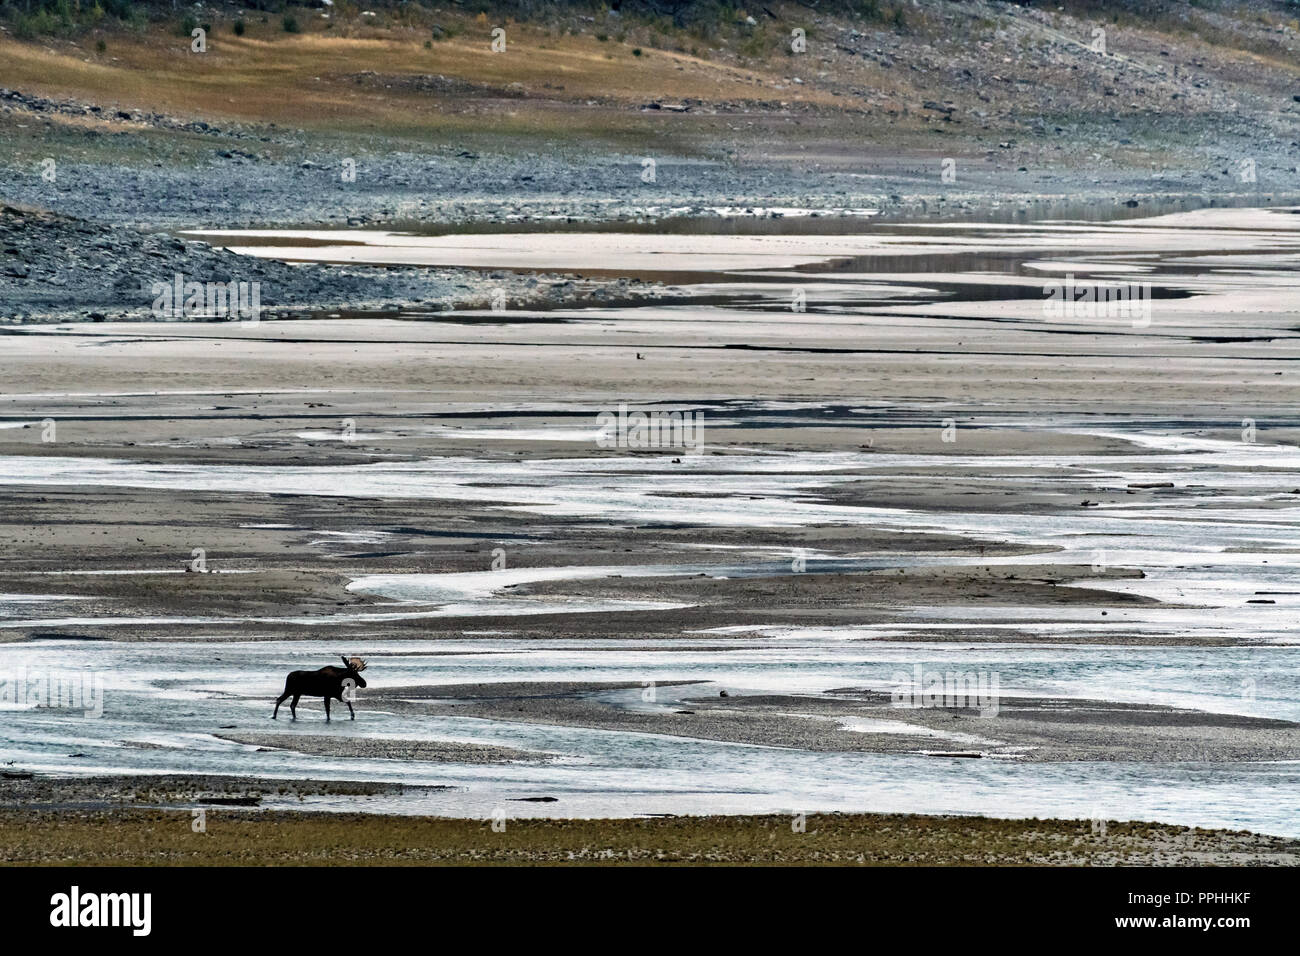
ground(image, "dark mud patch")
xmin=217 ymin=732 xmax=558 ymax=764
xmin=0 ymin=772 xmax=409 ymax=811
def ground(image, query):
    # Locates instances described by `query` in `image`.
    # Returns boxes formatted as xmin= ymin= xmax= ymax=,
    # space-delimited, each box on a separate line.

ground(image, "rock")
xmin=200 ymin=796 xmax=260 ymax=806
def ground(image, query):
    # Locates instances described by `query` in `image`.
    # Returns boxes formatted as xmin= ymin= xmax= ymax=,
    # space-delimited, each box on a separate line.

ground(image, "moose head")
xmin=340 ymin=655 xmax=369 ymax=689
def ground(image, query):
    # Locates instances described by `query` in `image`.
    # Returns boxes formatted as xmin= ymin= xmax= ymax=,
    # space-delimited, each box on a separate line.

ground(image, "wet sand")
xmin=369 ymin=681 xmax=1300 ymax=763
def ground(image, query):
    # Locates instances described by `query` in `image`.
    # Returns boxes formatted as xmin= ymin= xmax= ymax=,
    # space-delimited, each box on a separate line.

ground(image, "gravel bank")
xmin=216 ymin=732 xmax=557 ymax=764
xmin=0 ymin=205 xmax=669 ymax=322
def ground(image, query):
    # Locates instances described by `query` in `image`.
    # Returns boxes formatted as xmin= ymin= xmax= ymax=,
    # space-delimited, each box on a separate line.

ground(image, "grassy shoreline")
xmin=2 ymin=809 xmax=1296 ymax=866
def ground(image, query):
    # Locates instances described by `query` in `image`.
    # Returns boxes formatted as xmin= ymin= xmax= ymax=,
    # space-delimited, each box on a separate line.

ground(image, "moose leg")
xmin=273 ymin=692 xmax=290 ymax=719
xmin=324 ymin=696 xmax=331 ymax=722
xmin=290 ymin=694 xmax=300 ymax=720
xmin=346 ymin=700 xmax=356 ymax=720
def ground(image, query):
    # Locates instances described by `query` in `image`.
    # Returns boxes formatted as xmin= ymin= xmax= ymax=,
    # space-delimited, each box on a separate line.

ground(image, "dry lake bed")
xmin=2 ymin=206 xmax=1300 ymax=858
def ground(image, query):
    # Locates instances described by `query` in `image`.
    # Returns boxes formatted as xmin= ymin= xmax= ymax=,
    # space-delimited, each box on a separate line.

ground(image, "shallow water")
xmin=2 ymin=636 xmax=1299 ymax=833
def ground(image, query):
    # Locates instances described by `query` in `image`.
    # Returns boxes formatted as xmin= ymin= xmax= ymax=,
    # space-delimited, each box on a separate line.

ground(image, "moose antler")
xmin=347 ymin=656 xmax=367 ymax=672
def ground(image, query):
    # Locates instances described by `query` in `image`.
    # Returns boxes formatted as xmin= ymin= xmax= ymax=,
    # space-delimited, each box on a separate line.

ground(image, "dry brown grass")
xmin=0 ymin=16 xmax=852 ymax=141
xmin=2 ymin=808 xmax=1295 ymax=865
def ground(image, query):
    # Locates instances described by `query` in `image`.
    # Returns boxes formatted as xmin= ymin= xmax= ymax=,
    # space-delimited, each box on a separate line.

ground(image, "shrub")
xmin=282 ymin=13 xmax=299 ymax=33
xmin=16 ymin=10 xmax=62 ymax=37
xmin=233 ymin=18 xmax=246 ymax=35
xmin=2 ymin=0 xmax=152 ymax=35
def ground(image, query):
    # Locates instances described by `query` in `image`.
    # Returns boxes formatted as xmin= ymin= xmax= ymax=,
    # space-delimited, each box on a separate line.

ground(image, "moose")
xmin=273 ymin=656 xmax=368 ymax=721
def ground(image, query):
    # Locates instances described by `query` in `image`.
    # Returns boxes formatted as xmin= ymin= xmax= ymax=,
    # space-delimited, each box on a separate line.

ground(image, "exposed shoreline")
xmin=4 ymin=768 xmax=1297 ymax=864
xmin=1 ymin=796 xmax=1295 ymax=865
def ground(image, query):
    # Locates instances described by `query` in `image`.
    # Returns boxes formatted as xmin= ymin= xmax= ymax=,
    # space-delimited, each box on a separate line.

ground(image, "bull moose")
xmin=273 ymin=656 xmax=368 ymax=721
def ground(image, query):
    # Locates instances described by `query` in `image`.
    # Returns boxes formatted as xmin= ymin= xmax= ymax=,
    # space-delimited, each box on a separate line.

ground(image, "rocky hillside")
xmin=1 ymin=0 xmax=1297 ymax=319
xmin=0 ymin=205 xmax=661 ymax=321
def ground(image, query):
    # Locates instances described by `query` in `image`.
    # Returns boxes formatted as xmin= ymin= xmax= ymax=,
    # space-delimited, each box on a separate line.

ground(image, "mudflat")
xmin=2 ymin=209 xmax=1299 ymax=838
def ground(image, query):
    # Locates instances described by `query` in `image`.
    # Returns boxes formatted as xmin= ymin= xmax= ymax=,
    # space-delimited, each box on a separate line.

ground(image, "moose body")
xmin=273 ymin=656 xmax=368 ymax=721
